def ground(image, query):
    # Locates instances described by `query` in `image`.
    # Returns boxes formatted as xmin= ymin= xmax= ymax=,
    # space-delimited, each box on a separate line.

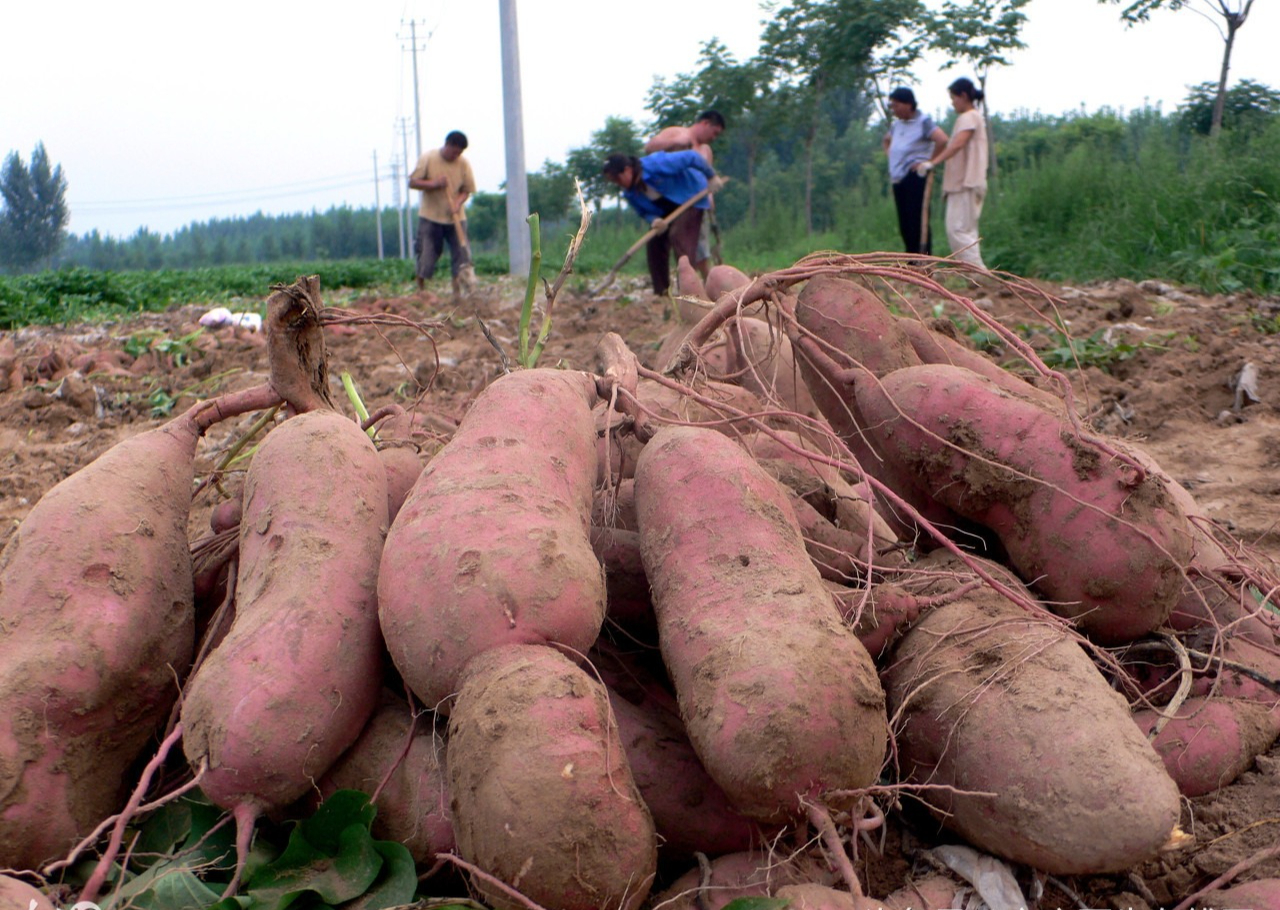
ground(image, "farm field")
xmin=1 ymin=261 xmax=1277 ymax=908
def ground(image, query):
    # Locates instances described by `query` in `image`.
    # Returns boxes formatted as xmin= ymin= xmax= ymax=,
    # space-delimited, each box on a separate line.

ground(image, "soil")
xmin=1 ymin=267 xmax=1278 ymax=906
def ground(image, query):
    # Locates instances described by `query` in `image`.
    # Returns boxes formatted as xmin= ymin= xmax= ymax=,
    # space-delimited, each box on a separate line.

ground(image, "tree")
xmin=565 ymin=116 xmax=644 ymax=207
xmin=1177 ymin=77 xmax=1280 ymax=134
xmin=761 ymin=0 xmax=922 ymax=233
xmin=923 ymin=0 xmax=1031 ymax=173
xmin=0 ymin=143 xmax=69 ymax=271
xmin=1100 ymin=0 xmax=1255 ymax=136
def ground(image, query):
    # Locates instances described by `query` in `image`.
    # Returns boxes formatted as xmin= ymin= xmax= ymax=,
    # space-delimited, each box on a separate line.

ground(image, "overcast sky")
xmin=4 ymin=0 xmax=1275 ymax=239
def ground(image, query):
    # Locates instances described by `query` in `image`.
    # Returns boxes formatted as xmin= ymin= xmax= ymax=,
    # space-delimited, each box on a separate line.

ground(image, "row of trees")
xmin=0 ymin=0 xmax=1263 ymax=275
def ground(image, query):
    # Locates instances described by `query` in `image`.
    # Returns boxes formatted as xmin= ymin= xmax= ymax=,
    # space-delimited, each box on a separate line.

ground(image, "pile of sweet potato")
xmin=2 ymin=264 xmax=1278 ymax=909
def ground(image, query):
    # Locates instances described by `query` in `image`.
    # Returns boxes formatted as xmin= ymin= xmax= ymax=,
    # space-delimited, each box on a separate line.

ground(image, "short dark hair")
xmin=602 ymin=153 xmax=638 ymax=177
xmin=697 ymin=109 xmax=726 ymax=129
xmin=947 ymin=78 xmax=985 ymax=105
xmin=444 ymin=130 xmax=469 ymax=149
xmin=888 ymin=87 xmax=917 ymax=108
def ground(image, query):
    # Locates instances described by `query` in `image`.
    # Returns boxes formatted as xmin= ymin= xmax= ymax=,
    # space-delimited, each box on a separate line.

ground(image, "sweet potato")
xmin=607 ymin=686 xmax=764 ymax=859
xmin=447 ymin=644 xmax=657 ymax=910
xmin=0 ymin=385 xmax=278 ymax=869
xmin=790 ymin=282 xmax=968 ymax=543
xmin=379 ymin=368 xmax=604 ymax=710
xmin=0 ymin=875 xmax=54 ymax=909
xmin=723 ymin=316 xmax=823 ymax=422
xmin=655 ymin=850 xmax=836 ymax=910
xmin=635 ymin=425 xmax=888 ymax=823
xmin=895 ymin=313 xmax=1064 ymax=411
xmin=882 ymin=553 xmax=1182 ymax=873
xmin=1134 ymin=696 xmax=1280 ymax=796
xmin=318 ymin=690 xmax=454 ymax=863
xmin=1198 ymin=880 xmax=1280 ymax=910
xmin=181 ymin=407 xmax=387 ymax=839
xmin=590 ymin=526 xmax=657 ymax=639
xmin=856 ymin=363 xmax=1194 ymax=643
xmin=705 ymin=263 xmax=752 ymax=302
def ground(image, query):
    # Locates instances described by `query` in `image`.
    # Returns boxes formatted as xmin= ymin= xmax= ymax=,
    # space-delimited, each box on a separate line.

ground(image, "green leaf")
xmin=132 ymin=801 xmax=195 ymax=865
xmin=111 ymin=867 xmax=224 ymax=910
xmin=722 ymin=899 xmax=791 ymax=910
xmin=335 ymin=840 xmax=417 ymax=910
xmin=300 ymin=790 xmax=378 ymax=855
xmin=243 ymin=823 xmax=383 ymax=910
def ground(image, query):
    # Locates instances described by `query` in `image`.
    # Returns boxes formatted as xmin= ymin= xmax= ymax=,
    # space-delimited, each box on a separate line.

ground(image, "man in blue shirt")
xmin=603 ymin=151 xmax=724 ymax=296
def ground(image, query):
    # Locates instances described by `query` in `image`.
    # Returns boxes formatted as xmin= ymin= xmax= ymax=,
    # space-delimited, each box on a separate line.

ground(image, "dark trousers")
xmin=892 ymin=171 xmax=933 ymax=256
xmin=415 ymin=217 xmax=471 ymax=280
xmin=646 ymin=206 xmax=704 ymax=296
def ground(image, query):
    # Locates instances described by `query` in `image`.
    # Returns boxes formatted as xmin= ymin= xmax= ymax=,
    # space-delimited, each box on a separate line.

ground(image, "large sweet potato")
xmin=380 ymin=369 xmax=605 ymax=711
xmin=447 ymin=644 xmax=657 ymax=910
xmin=0 ymin=385 xmax=278 ymax=869
xmin=635 ymin=425 xmax=888 ymax=823
xmin=882 ymin=554 xmax=1182 ymax=873
xmin=857 ymin=363 xmax=1194 ymax=642
xmin=182 ymin=407 xmax=387 ymax=826
xmin=1134 ymin=695 xmax=1280 ymax=796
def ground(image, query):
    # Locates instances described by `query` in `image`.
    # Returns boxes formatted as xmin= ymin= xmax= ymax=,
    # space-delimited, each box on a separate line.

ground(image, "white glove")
xmin=650 ymin=217 xmax=667 ymax=232
xmin=707 ymin=175 xmax=728 ymax=194
xmin=914 ymin=160 xmax=935 ymax=177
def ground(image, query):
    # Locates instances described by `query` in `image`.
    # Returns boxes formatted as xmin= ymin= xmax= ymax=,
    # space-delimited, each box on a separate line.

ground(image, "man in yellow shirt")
xmin=408 ymin=130 xmax=477 ymax=293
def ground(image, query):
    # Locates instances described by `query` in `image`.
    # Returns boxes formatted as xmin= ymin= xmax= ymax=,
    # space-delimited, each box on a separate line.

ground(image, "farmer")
xmin=883 ymin=87 xmax=948 ymax=256
xmin=915 ymin=77 xmax=989 ymax=270
xmin=644 ymin=110 xmax=727 ymax=277
xmin=603 ymin=151 xmax=725 ymax=297
xmin=408 ymin=129 xmax=477 ymax=294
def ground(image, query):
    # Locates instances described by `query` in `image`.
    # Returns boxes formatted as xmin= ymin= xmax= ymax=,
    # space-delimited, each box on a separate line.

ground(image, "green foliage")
xmin=76 ymin=789 xmax=416 ymax=910
xmin=0 ymin=142 xmax=69 ymax=272
xmin=1177 ymin=78 xmax=1280 ymax=136
xmin=1024 ymin=324 xmax=1166 ymax=372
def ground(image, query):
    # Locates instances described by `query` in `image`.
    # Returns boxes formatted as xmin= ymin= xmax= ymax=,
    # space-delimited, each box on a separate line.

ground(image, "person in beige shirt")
xmin=408 ymin=130 xmax=477 ymax=291
xmin=915 ymin=78 xmax=989 ymax=270
xmin=644 ymin=110 xmax=725 ymax=278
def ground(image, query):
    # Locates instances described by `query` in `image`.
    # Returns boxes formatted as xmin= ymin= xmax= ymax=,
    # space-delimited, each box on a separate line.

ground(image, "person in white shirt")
xmin=883 ymin=87 xmax=948 ymax=255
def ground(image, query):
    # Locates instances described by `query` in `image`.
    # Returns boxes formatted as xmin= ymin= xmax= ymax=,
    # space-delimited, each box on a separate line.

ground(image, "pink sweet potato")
xmin=655 ymin=850 xmax=836 ymax=910
xmin=635 ymin=425 xmax=888 ymax=823
xmin=318 ymin=690 xmax=454 ymax=863
xmin=856 ymin=363 xmax=1194 ymax=643
xmin=882 ymin=554 xmax=1182 ymax=873
xmin=0 ymin=385 xmax=278 ymax=869
xmin=447 ymin=644 xmax=657 ymax=910
xmin=604 ymin=671 xmax=766 ymax=859
xmin=790 ymin=281 xmax=967 ymax=543
xmin=1134 ymin=696 xmax=1280 ymax=796
xmin=181 ymin=407 xmax=387 ymax=838
xmin=590 ymin=526 xmax=657 ymax=638
xmin=0 ymin=875 xmax=54 ymax=909
xmin=705 ymin=263 xmax=752 ymax=302
xmin=723 ymin=316 xmax=823 ymax=421
xmin=379 ymin=369 xmax=605 ymax=710
xmin=1198 ymin=880 xmax=1280 ymax=910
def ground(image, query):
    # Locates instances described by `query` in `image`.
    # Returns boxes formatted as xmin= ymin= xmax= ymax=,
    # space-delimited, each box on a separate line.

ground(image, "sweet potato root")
xmin=857 ymin=364 xmax=1194 ymax=642
xmin=318 ymin=690 xmax=454 ymax=862
xmin=380 ymin=368 xmax=605 ymax=710
xmin=1134 ymin=696 xmax=1280 ymax=796
xmin=635 ymin=425 xmax=888 ymax=823
xmin=882 ymin=554 xmax=1182 ymax=873
xmin=447 ymin=644 xmax=657 ymax=910
xmin=0 ymin=384 xmax=278 ymax=869
xmin=182 ymin=407 xmax=387 ymax=829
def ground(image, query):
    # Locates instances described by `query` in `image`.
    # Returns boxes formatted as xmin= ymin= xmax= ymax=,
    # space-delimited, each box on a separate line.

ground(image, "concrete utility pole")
xmin=499 ymin=0 xmax=531 ymax=276
xmin=401 ymin=118 xmax=414 ymax=260
xmin=373 ymin=150 xmax=385 ymax=260
xmin=408 ymin=20 xmax=424 ymax=160
xmin=390 ymin=158 xmax=406 ymax=259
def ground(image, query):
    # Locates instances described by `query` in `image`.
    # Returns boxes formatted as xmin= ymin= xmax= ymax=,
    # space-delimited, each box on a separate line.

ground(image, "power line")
xmin=75 ymin=171 xmax=375 ymax=209
xmin=74 ymin=175 xmax=405 ymax=214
